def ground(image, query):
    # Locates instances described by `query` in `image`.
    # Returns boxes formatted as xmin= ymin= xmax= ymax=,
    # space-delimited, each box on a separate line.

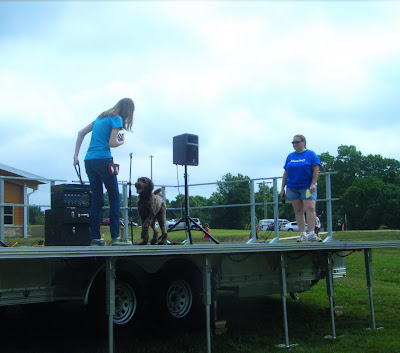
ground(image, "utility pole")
xmin=258 ymin=181 xmax=272 ymax=219
xmin=150 ymin=155 xmax=154 ymax=180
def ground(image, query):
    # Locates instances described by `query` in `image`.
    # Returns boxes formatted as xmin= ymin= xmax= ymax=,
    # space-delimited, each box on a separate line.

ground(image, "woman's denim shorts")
xmin=286 ymin=186 xmax=317 ymax=201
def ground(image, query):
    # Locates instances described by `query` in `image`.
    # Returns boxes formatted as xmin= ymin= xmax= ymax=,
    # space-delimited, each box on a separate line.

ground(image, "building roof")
xmin=0 ymin=163 xmax=47 ymax=190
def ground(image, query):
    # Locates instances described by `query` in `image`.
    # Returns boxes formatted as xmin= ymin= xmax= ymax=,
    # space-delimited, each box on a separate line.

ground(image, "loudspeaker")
xmin=45 ymin=208 xmax=91 ymax=246
xmin=173 ymin=134 xmax=199 ymax=166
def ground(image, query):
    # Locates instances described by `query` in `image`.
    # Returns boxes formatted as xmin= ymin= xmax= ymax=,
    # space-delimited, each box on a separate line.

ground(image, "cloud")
xmin=1 ymin=1 xmax=400 ymax=206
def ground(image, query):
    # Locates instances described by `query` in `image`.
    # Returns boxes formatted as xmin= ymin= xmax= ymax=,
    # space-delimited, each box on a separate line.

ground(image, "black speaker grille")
xmin=173 ymin=133 xmax=199 ymax=166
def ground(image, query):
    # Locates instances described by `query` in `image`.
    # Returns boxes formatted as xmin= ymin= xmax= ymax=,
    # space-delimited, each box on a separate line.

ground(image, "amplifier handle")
xmin=78 ymin=213 xmax=90 ymax=218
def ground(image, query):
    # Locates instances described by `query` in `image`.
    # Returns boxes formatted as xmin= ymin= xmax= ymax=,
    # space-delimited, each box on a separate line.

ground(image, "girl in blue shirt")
xmin=74 ymin=98 xmax=134 ymax=245
xmin=280 ymin=134 xmax=321 ymax=242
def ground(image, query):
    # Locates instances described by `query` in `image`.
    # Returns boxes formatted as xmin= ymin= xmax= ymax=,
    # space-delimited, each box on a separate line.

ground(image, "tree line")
xmin=164 ymin=145 xmax=400 ymax=231
xmin=28 ymin=145 xmax=400 ymax=231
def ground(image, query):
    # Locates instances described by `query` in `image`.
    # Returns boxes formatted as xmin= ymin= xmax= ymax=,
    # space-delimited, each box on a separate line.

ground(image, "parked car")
xmin=266 ymin=220 xmax=291 ymax=231
xmin=280 ymin=221 xmax=308 ymax=232
xmin=266 ymin=223 xmax=275 ymax=231
xmin=259 ymin=219 xmax=289 ymax=231
xmin=279 ymin=221 xmax=290 ymax=229
xmin=166 ymin=219 xmax=179 ymax=229
xmin=166 ymin=218 xmax=202 ymax=230
xmin=258 ymin=219 xmax=274 ymax=231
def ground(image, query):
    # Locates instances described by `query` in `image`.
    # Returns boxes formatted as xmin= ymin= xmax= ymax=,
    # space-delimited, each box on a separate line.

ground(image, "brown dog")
xmin=135 ymin=177 xmax=168 ymax=245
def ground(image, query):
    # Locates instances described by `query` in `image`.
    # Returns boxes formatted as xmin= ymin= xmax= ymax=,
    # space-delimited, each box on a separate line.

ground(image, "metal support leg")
xmin=364 ymin=249 xmax=384 ymax=331
xmin=269 ymin=179 xmax=280 ymax=244
xmin=325 ymin=252 xmax=337 ymax=339
xmin=323 ymin=173 xmax=334 ymax=243
xmin=203 ymin=255 xmax=212 ymax=353
xmin=106 ymin=258 xmax=116 ymax=353
xmin=247 ymin=180 xmax=257 ymax=243
xmin=276 ymin=253 xmax=298 ymax=349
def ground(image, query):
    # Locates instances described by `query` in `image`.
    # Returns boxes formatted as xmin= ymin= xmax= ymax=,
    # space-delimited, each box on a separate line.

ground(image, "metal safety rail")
xmin=1 ymin=172 xmax=337 ymax=243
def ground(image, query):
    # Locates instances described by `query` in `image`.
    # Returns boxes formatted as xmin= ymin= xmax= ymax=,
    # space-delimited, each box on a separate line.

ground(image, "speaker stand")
xmin=167 ymin=165 xmax=219 ymax=244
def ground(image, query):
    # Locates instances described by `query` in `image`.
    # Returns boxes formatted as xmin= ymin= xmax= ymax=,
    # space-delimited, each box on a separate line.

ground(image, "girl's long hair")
xmin=99 ymin=98 xmax=135 ymax=131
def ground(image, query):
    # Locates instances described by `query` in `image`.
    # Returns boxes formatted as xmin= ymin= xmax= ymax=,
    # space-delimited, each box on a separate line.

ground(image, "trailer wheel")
xmin=159 ymin=270 xmax=202 ymax=327
xmin=113 ymin=282 xmax=138 ymax=326
xmin=88 ymin=272 xmax=144 ymax=335
xmin=166 ymin=279 xmax=193 ymax=319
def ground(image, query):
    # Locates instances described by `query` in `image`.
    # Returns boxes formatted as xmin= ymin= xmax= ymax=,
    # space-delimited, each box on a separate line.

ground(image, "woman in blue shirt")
xmin=280 ymin=134 xmax=321 ymax=242
xmin=73 ymin=98 xmax=135 ymax=246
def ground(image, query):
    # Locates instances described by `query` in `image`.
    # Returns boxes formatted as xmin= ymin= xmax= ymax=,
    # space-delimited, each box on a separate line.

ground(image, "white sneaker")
xmin=308 ymin=234 xmax=322 ymax=242
xmin=297 ymin=234 xmax=308 ymax=242
xmin=111 ymin=237 xmax=132 ymax=246
xmin=90 ymin=239 xmax=105 ymax=246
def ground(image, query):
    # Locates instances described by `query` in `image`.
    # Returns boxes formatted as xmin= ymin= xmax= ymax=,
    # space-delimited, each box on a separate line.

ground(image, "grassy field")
xmin=6 ymin=226 xmax=306 ymax=246
xmin=1 ymin=230 xmax=399 ymax=353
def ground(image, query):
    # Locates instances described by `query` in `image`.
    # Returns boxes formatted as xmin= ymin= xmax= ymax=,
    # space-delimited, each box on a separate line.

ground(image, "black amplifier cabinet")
xmin=45 ymin=207 xmax=91 ymax=246
xmin=51 ymin=183 xmax=91 ymax=208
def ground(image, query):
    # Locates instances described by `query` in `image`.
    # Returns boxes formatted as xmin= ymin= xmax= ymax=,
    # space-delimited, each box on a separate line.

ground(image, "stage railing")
xmin=0 ymin=172 xmax=337 ymax=243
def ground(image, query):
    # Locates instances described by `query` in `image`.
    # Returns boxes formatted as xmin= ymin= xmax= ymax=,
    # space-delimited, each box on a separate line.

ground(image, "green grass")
xmin=10 ymin=226 xmax=400 ymax=246
xmin=2 ymin=230 xmax=400 ymax=352
xmin=3 ymin=227 xmax=281 ymax=246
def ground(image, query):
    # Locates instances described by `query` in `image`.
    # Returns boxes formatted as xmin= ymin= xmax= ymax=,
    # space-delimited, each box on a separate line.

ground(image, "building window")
xmin=4 ymin=205 xmax=13 ymax=225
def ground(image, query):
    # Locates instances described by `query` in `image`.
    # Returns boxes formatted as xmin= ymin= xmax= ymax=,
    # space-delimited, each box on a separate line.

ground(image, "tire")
xmin=88 ymin=271 xmax=145 ymax=336
xmin=288 ymin=228 xmax=294 ymax=232
xmin=113 ymin=281 xmax=138 ymax=327
xmin=159 ymin=269 xmax=203 ymax=328
xmin=166 ymin=279 xmax=193 ymax=319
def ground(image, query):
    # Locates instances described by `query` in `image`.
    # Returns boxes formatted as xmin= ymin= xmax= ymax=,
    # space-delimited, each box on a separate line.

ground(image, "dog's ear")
xmin=146 ymin=177 xmax=154 ymax=191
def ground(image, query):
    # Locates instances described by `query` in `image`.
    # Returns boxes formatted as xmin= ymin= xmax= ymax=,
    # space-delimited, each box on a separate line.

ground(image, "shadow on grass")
xmin=0 ymin=290 xmax=392 ymax=353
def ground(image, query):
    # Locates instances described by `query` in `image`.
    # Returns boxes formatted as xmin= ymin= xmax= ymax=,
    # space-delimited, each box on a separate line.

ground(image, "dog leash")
xmin=74 ymin=162 xmax=92 ymax=206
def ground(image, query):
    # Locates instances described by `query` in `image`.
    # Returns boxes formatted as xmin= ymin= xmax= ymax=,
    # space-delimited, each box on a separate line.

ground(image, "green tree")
xmin=360 ymin=154 xmax=400 ymax=184
xmin=29 ymin=206 xmax=44 ymax=225
xmin=341 ymin=176 xmax=400 ymax=230
xmin=319 ymin=145 xmax=400 ymax=230
xmin=166 ymin=194 xmax=186 ymax=220
xmin=210 ymin=173 xmax=251 ymax=229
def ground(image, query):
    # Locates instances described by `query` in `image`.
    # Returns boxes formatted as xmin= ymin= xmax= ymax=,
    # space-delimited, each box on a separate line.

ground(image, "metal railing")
xmin=0 ymin=172 xmax=338 ymax=243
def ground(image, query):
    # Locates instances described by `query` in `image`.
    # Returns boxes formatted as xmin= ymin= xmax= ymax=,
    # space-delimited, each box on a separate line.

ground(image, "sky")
xmin=1 ymin=0 xmax=400 ymax=206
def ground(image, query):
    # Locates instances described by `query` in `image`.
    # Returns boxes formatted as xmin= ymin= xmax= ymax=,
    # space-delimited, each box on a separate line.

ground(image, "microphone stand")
xmin=128 ymin=153 xmax=134 ymax=243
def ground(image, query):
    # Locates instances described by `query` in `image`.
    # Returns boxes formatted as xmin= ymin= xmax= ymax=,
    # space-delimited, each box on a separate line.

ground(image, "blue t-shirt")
xmin=284 ymin=149 xmax=321 ymax=189
xmin=85 ymin=115 xmax=123 ymax=160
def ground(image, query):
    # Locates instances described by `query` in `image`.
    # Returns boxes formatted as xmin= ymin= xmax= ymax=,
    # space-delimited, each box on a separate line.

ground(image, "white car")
xmin=259 ymin=219 xmax=289 ymax=231
xmin=166 ymin=218 xmax=202 ymax=230
xmin=280 ymin=222 xmax=308 ymax=232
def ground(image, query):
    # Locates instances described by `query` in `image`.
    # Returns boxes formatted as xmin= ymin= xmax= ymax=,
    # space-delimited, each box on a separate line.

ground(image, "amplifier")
xmin=45 ymin=208 xmax=91 ymax=246
xmin=46 ymin=207 xmax=90 ymax=224
xmin=51 ymin=183 xmax=91 ymax=208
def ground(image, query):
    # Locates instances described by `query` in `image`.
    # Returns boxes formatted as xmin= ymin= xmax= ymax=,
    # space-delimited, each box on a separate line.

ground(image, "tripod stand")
xmin=167 ymin=165 xmax=219 ymax=244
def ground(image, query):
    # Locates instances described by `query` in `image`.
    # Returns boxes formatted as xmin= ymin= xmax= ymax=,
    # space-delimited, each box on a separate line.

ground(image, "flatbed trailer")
xmin=2 ymin=173 xmax=400 ymax=352
xmin=1 ymin=239 xmax=400 ymax=353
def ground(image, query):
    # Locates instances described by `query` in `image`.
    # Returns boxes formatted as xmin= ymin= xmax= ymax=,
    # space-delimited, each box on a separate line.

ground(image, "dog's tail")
xmin=154 ymin=188 xmax=162 ymax=195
